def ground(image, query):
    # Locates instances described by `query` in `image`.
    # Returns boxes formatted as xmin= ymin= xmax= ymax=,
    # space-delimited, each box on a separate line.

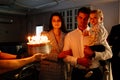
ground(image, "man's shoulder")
xmin=65 ymin=29 xmax=78 ymax=39
xmin=67 ymin=29 xmax=77 ymax=35
xmin=112 ymin=24 xmax=120 ymax=30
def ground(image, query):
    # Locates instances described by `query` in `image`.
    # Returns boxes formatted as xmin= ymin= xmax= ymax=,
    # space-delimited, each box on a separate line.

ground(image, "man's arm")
xmin=0 ymin=53 xmax=46 ymax=74
xmin=58 ymin=49 xmax=72 ymax=59
xmin=0 ymin=52 xmax=17 ymax=59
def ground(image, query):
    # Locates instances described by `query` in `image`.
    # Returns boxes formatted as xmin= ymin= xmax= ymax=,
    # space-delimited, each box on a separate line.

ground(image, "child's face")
xmin=90 ymin=13 xmax=102 ymax=26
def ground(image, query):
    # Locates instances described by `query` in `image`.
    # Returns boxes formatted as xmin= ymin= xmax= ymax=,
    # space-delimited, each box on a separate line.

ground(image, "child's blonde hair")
xmin=91 ymin=9 xmax=104 ymax=21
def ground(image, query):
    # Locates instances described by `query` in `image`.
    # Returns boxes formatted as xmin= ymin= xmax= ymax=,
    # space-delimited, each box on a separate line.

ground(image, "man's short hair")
xmin=77 ymin=7 xmax=91 ymax=15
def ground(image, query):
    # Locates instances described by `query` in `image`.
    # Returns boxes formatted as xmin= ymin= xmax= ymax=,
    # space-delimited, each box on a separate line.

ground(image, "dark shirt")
xmin=108 ymin=24 xmax=120 ymax=61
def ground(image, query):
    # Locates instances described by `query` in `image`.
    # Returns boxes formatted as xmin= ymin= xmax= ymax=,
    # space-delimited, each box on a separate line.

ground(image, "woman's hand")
xmin=58 ymin=50 xmax=72 ymax=59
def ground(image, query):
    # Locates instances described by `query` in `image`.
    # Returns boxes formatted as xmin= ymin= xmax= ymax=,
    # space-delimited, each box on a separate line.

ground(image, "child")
xmin=85 ymin=9 xmax=109 ymax=75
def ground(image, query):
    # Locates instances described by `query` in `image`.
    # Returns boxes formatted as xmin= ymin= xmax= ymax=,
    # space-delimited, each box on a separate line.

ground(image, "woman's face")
xmin=52 ymin=16 xmax=62 ymax=29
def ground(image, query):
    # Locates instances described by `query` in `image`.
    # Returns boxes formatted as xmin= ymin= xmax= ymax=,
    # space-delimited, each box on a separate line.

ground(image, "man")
xmin=108 ymin=24 xmax=120 ymax=80
xmin=60 ymin=7 xmax=112 ymax=80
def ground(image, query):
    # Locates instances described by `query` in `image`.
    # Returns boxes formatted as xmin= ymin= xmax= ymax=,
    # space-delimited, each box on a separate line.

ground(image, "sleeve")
xmin=91 ymin=25 xmax=112 ymax=60
xmin=63 ymin=34 xmax=78 ymax=66
xmin=94 ymin=38 xmax=113 ymax=60
xmin=99 ymin=26 xmax=108 ymax=43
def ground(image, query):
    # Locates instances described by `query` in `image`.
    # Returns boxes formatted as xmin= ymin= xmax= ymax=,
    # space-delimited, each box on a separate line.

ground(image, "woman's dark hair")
xmin=48 ymin=12 xmax=67 ymax=33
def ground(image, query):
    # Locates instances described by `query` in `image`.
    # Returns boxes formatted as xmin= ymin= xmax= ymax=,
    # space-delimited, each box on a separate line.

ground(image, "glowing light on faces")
xmin=52 ymin=16 xmax=62 ymax=29
xmin=90 ymin=13 xmax=101 ymax=26
xmin=77 ymin=12 xmax=89 ymax=30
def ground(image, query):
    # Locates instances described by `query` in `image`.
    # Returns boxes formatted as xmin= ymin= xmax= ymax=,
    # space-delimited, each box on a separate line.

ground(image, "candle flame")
xmin=27 ymin=35 xmax=50 ymax=44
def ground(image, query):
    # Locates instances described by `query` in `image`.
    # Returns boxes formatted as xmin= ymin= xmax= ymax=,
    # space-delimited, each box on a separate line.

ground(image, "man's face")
xmin=77 ymin=12 xmax=89 ymax=31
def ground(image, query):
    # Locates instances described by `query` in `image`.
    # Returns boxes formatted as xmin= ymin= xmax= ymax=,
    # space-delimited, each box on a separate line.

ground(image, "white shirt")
xmin=63 ymin=28 xmax=112 ymax=69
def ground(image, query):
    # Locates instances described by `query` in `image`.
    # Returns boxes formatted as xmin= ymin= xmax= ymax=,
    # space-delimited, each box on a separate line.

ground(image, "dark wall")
xmin=26 ymin=12 xmax=52 ymax=35
xmin=0 ymin=14 xmax=27 ymax=43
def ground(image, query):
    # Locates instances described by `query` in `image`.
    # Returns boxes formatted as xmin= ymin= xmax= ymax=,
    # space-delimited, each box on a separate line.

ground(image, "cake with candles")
xmin=27 ymin=35 xmax=51 ymax=56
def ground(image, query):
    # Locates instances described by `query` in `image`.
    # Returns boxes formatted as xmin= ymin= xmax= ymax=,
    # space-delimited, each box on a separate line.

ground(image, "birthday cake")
xmin=27 ymin=35 xmax=51 ymax=56
xmin=27 ymin=42 xmax=51 ymax=56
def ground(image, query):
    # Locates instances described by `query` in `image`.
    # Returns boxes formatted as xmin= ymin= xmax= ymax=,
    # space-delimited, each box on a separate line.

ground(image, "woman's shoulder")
xmin=41 ymin=31 xmax=49 ymax=35
xmin=41 ymin=30 xmax=53 ymax=37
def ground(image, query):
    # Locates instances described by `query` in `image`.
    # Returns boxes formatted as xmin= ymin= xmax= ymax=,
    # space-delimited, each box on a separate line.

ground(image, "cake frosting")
xmin=27 ymin=35 xmax=51 ymax=56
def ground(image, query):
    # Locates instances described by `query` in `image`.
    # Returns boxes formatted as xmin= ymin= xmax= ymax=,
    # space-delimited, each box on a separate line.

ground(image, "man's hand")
xmin=58 ymin=50 xmax=72 ymax=59
xmin=84 ymin=46 xmax=95 ymax=58
xmin=77 ymin=57 xmax=91 ymax=67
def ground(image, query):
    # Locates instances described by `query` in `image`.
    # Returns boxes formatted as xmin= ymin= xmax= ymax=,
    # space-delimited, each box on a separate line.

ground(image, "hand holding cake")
xmin=33 ymin=53 xmax=48 ymax=61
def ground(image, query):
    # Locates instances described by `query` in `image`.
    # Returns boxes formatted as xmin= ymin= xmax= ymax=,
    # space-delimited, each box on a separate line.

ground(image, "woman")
xmin=39 ymin=12 xmax=67 ymax=80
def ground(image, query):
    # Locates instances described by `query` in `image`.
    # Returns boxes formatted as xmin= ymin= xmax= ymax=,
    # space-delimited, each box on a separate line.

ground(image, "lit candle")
xmin=27 ymin=36 xmax=31 ymax=43
xmin=27 ymin=35 xmax=50 ymax=44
